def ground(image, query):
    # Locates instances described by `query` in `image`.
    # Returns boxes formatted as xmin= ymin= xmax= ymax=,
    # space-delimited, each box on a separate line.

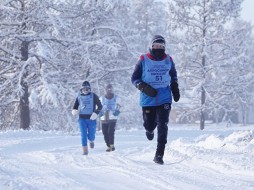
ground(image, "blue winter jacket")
xmin=73 ymin=91 xmax=102 ymax=119
xmin=131 ymin=52 xmax=178 ymax=107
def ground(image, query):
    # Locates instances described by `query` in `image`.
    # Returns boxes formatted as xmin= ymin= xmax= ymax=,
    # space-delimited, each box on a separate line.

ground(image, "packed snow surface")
xmin=0 ymin=124 xmax=254 ymax=190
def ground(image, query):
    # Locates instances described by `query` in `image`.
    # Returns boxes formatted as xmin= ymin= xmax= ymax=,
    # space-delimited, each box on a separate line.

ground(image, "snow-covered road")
xmin=0 ymin=126 xmax=253 ymax=190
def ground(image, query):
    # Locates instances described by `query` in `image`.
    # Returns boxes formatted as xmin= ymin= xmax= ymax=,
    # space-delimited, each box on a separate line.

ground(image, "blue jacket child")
xmin=131 ymin=35 xmax=180 ymax=164
xmin=72 ymin=81 xmax=102 ymax=155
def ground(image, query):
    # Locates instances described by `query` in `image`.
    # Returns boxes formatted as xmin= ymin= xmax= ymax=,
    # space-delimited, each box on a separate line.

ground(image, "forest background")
xmin=0 ymin=0 xmax=254 ymax=131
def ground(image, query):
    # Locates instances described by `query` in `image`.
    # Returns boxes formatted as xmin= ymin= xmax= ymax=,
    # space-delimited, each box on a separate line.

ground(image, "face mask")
xmin=152 ymin=49 xmax=165 ymax=60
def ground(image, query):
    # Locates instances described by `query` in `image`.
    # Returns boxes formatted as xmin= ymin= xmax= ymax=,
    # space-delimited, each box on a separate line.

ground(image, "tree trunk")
xmin=21 ymin=41 xmax=29 ymax=61
xmin=200 ymin=86 xmax=205 ymax=130
xmin=200 ymin=53 xmax=206 ymax=130
xmin=20 ymin=40 xmax=30 ymax=130
xmin=200 ymin=10 xmax=206 ymax=130
xmin=20 ymin=83 xmax=30 ymax=130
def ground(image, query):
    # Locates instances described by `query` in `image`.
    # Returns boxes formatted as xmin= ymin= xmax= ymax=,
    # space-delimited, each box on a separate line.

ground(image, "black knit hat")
xmin=82 ymin=81 xmax=90 ymax=88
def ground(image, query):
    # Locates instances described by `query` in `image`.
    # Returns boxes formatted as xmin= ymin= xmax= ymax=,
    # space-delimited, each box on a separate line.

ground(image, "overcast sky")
xmin=241 ymin=0 xmax=254 ymax=25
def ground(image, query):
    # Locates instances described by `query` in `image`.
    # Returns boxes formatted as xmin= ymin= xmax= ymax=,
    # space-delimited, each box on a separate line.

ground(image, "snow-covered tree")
xmin=168 ymin=0 xmax=244 ymax=129
xmin=0 ymin=0 xmax=147 ymax=130
xmin=215 ymin=19 xmax=254 ymax=125
xmin=129 ymin=0 xmax=169 ymax=53
xmin=0 ymin=0 xmax=122 ymax=130
xmin=0 ymin=0 xmax=66 ymax=130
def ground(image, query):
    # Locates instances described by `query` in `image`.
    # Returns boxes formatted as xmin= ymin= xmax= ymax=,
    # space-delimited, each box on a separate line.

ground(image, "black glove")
xmin=137 ymin=82 xmax=157 ymax=97
xmin=171 ymin=81 xmax=180 ymax=102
